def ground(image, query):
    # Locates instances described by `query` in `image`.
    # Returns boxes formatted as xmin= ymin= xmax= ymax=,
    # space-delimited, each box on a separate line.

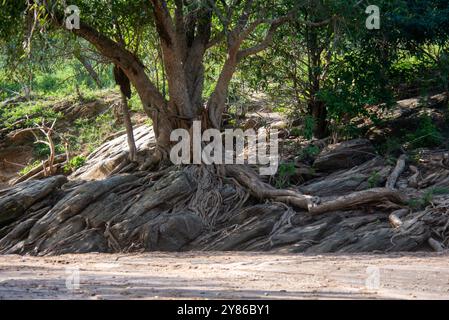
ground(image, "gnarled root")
xmin=225 ymin=165 xmax=407 ymax=215
xmin=225 ymin=165 xmax=319 ymax=210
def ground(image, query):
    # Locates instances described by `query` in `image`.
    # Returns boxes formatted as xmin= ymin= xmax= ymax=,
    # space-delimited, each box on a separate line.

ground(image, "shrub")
xmin=275 ymin=162 xmax=296 ymax=188
xmin=405 ymin=115 xmax=443 ymax=149
xmin=64 ymin=155 xmax=87 ymax=173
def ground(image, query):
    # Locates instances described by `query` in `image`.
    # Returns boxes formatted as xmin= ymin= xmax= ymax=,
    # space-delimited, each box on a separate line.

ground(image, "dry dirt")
xmin=1 ymin=252 xmax=449 ymax=300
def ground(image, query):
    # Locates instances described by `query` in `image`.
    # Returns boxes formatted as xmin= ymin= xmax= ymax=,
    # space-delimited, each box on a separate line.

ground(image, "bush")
xmin=302 ymin=115 xmax=315 ymax=140
xmin=275 ymin=162 xmax=296 ymax=188
xmin=405 ymin=115 xmax=443 ymax=149
xmin=298 ymin=145 xmax=320 ymax=161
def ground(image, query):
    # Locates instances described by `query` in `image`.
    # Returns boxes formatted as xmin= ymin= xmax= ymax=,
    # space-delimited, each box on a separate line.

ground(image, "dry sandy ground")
xmin=0 ymin=252 xmax=449 ymax=300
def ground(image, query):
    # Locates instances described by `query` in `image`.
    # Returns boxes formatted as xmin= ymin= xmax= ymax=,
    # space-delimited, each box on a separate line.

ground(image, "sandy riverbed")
xmin=0 ymin=252 xmax=448 ymax=299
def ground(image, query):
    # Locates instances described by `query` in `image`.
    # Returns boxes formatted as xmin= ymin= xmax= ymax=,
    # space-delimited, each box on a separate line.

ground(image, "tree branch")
xmin=237 ymin=16 xmax=331 ymax=61
xmin=70 ymin=21 xmax=167 ymax=113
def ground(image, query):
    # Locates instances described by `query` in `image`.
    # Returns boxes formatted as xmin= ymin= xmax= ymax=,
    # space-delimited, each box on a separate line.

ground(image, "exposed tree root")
xmin=386 ymin=154 xmax=407 ymax=189
xmin=1 ymin=135 xmax=448 ymax=255
xmin=309 ymin=188 xmax=407 ymax=215
xmin=225 ymin=165 xmax=406 ymax=216
xmin=225 ymin=165 xmax=319 ymax=210
xmin=389 ymin=209 xmax=409 ymax=228
xmin=408 ymin=165 xmax=420 ymax=188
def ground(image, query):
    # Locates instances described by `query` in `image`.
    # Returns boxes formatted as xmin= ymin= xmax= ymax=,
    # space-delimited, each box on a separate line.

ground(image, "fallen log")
xmin=389 ymin=214 xmax=403 ymax=228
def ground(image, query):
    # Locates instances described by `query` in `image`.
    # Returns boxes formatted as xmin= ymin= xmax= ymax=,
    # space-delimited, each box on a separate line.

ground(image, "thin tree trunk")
xmin=121 ymin=93 xmax=137 ymax=162
xmin=75 ymin=53 xmax=102 ymax=88
xmin=309 ymin=100 xmax=328 ymax=139
xmin=306 ymin=23 xmax=328 ymax=139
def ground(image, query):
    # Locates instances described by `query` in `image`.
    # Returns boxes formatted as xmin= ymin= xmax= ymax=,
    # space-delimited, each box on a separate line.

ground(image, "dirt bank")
xmin=0 ymin=252 xmax=448 ymax=300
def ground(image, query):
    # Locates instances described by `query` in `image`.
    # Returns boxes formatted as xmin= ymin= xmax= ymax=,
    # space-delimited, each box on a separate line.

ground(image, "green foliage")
xmin=64 ymin=155 xmax=87 ymax=174
xmin=290 ymin=127 xmax=301 ymax=138
xmin=430 ymin=187 xmax=449 ymax=195
xmin=19 ymin=160 xmax=41 ymax=176
xmin=74 ymin=112 xmax=123 ymax=153
xmin=368 ymin=171 xmax=381 ymax=188
xmin=32 ymin=143 xmax=65 ymax=159
xmin=404 ymin=115 xmax=443 ymax=149
xmin=302 ymin=116 xmax=315 ymax=140
xmin=1 ymin=0 xmax=449 ymax=162
xmin=275 ymin=162 xmax=296 ymax=188
xmin=318 ymin=46 xmax=395 ymax=138
xmin=408 ymin=187 xmax=449 ymax=210
xmin=128 ymin=94 xmax=143 ymax=112
xmin=298 ymin=145 xmax=320 ymax=161
xmin=0 ymin=101 xmax=62 ymax=128
xmin=378 ymin=138 xmax=403 ymax=157
xmin=32 ymin=143 xmax=50 ymax=158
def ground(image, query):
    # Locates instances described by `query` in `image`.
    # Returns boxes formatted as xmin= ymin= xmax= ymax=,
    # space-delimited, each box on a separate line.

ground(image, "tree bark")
xmin=121 ymin=94 xmax=137 ymax=162
xmin=309 ymin=100 xmax=328 ymax=139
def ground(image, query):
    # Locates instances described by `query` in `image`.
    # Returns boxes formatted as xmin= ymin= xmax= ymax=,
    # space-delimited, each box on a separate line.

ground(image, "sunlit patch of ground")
xmin=0 ymin=252 xmax=448 ymax=300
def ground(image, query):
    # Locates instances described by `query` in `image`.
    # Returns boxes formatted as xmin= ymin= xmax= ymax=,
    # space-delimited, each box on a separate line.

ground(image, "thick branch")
xmin=67 ymin=21 xmax=167 ymax=114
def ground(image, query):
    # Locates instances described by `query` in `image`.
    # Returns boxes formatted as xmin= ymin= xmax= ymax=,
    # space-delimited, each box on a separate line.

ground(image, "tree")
xmin=18 ymin=0 xmax=306 ymax=164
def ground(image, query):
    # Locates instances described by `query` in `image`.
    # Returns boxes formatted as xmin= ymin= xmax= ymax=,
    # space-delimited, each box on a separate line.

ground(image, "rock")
xmin=243 ymin=118 xmax=258 ymax=130
xmin=313 ymin=139 xmax=376 ymax=172
xmin=71 ymin=125 xmax=155 ymax=181
xmin=26 ymin=175 xmax=138 ymax=246
xmin=41 ymin=229 xmax=110 ymax=255
xmin=143 ymin=212 xmax=204 ymax=251
xmin=300 ymin=157 xmax=391 ymax=197
xmin=0 ymin=176 xmax=67 ymax=227
xmin=270 ymin=120 xmax=288 ymax=130
xmin=270 ymin=215 xmax=341 ymax=248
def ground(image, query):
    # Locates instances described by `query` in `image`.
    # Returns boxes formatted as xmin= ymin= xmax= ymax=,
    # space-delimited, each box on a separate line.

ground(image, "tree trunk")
xmin=75 ymin=53 xmax=102 ymax=88
xmin=306 ymin=22 xmax=328 ymax=139
xmin=121 ymin=94 xmax=137 ymax=162
xmin=309 ymin=100 xmax=328 ymax=139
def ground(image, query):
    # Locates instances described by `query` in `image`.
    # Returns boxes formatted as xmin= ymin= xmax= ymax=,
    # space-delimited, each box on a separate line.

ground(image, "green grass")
xmin=74 ymin=112 xmax=124 ymax=153
xmin=1 ymin=101 xmax=62 ymax=128
xmin=19 ymin=160 xmax=41 ymax=176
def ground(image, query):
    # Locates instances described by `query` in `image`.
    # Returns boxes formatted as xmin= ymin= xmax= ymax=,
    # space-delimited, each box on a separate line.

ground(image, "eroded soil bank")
xmin=0 ymin=252 xmax=448 ymax=300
